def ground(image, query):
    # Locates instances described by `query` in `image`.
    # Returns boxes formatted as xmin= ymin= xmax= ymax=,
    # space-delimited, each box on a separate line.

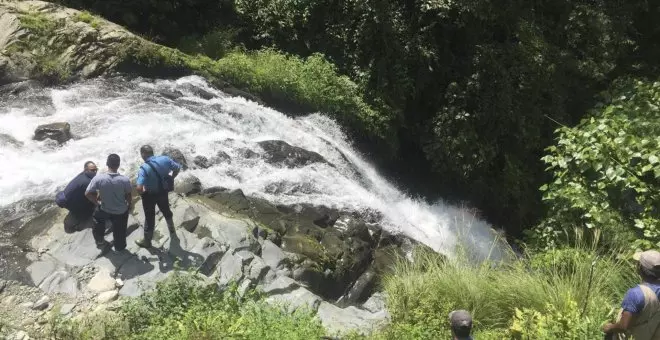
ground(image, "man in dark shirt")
xmin=57 ymin=161 xmax=97 ymax=231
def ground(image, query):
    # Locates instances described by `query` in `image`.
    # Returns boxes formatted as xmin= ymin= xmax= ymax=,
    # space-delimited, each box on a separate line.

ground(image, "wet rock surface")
xmin=258 ymin=140 xmax=330 ymax=168
xmin=33 ymin=122 xmax=71 ymax=144
xmin=0 ymin=180 xmax=409 ymax=337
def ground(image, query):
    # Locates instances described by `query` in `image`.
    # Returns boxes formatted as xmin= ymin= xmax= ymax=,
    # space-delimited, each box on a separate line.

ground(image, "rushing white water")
xmin=0 ymin=76 xmax=507 ymax=260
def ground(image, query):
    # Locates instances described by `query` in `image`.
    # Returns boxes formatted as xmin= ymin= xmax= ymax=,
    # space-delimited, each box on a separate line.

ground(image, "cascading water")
xmin=0 ymin=76 xmax=507 ymax=261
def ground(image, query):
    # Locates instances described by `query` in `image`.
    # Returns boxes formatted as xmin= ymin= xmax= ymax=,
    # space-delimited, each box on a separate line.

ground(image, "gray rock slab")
xmin=97 ymin=290 xmax=118 ymax=304
xmin=91 ymin=249 xmax=134 ymax=274
xmin=26 ymin=256 xmax=58 ymax=286
xmin=216 ymin=251 xmax=243 ymax=286
xmin=247 ymin=256 xmax=270 ymax=281
xmin=87 ymin=270 xmax=116 ymax=293
xmin=261 ymin=276 xmax=298 ymax=295
xmin=60 ymin=303 xmax=76 ymax=315
xmin=31 ymin=295 xmax=49 ymax=310
xmin=48 ymin=229 xmax=103 ymax=267
xmin=317 ymin=302 xmax=390 ymax=335
xmin=261 ymin=240 xmax=287 ymax=270
xmin=363 ymin=292 xmax=388 ymax=314
xmin=197 ymin=213 xmax=259 ymax=251
xmin=39 ymin=271 xmax=79 ymax=296
xmin=265 ymin=286 xmax=322 ymax=313
xmin=117 ymin=251 xmax=174 ymax=297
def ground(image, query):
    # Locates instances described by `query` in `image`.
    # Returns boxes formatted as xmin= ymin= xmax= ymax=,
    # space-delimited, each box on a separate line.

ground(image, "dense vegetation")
xmin=18 ymin=0 xmax=660 ymax=338
xmin=53 ymin=0 xmax=660 ymax=238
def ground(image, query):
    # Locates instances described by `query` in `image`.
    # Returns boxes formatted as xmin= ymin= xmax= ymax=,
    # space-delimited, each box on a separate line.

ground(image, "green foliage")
xmin=49 ymin=272 xmax=325 ymax=340
xmin=215 ymin=49 xmax=395 ymax=147
xmin=52 ymin=0 xmax=238 ymax=44
xmin=508 ymin=300 xmax=605 ymax=340
xmin=177 ymin=28 xmax=239 ymax=60
xmin=375 ymin=243 xmax=634 ymax=339
xmin=534 ymin=79 xmax=660 ymax=250
xmin=14 ymin=12 xmax=73 ymax=83
xmin=73 ymin=11 xmax=100 ymax=29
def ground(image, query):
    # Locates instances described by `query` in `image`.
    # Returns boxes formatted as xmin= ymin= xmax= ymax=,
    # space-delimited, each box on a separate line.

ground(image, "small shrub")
xmin=73 ymin=11 xmax=101 ymax=28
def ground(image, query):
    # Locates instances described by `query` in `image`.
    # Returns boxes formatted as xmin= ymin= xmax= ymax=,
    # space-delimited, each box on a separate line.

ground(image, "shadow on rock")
xmin=63 ymin=213 xmax=94 ymax=234
xmin=166 ymin=233 xmax=206 ymax=269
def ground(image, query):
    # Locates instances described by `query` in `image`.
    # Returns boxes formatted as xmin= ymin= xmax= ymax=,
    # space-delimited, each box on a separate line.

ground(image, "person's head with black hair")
xmin=106 ymin=154 xmax=120 ymax=172
xmin=83 ymin=161 xmax=97 ymax=178
xmin=140 ymin=145 xmax=154 ymax=161
xmin=449 ymin=310 xmax=473 ymax=339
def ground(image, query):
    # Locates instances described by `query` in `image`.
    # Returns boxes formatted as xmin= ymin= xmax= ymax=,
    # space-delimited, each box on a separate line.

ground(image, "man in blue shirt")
xmin=85 ymin=154 xmax=132 ymax=251
xmin=603 ymin=250 xmax=660 ymax=339
xmin=135 ymin=145 xmax=181 ymax=248
xmin=56 ymin=161 xmax=97 ymax=231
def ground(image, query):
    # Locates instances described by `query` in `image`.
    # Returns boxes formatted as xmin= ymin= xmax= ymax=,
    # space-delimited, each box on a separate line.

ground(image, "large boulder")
xmin=162 ymin=147 xmax=188 ymax=170
xmin=33 ymin=122 xmax=71 ymax=144
xmin=258 ymin=140 xmax=330 ymax=168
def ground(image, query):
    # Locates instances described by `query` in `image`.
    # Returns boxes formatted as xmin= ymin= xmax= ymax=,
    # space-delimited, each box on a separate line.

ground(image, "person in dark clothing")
xmin=85 ymin=154 xmax=132 ymax=251
xmin=449 ymin=310 xmax=474 ymax=340
xmin=56 ymin=161 xmax=97 ymax=231
xmin=135 ymin=145 xmax=181 ymax=248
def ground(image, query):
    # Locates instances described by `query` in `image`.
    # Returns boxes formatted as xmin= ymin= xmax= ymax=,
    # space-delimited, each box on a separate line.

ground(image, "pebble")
xmin=60 ymin=303 xmax=76 ymax=315
xmin=2 ymin=295 xmax=17 ymax=305
xmin=31 ymin=296 xmax=49 ymax=310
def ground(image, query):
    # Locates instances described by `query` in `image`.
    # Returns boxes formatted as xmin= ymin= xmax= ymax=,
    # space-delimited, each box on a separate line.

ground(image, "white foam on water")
xmin=0 ymin=76 xmax=506 ymax=259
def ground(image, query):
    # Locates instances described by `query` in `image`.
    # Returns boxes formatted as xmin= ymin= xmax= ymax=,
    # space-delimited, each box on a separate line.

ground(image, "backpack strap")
xmin=143 ymin=161 xmax=165 ymax=193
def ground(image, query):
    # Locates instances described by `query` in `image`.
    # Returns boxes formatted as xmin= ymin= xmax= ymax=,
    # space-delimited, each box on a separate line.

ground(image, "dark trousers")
xmin=92 ymin=208 xmax=129 ymax=250
xmin=141 ymin=192 xmax=173 ymax=236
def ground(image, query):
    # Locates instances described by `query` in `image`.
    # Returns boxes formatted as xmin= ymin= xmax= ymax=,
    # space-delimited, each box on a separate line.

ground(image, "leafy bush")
xmin=49 ymin=272 xmax=326 ymax=340
xmin=508 ymin=300 xmax=607 ymax=340
xmin=534 ymin=79 xmax=660 ymax=250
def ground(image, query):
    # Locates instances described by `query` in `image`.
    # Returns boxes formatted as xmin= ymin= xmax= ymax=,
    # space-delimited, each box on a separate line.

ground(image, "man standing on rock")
xmin=85 ymin=154 xmax=132 ymax=251
xmin=56 ymin=161 xmax=98 ymax=232
xmin=135 ymin=145 xmax=181 ymax=248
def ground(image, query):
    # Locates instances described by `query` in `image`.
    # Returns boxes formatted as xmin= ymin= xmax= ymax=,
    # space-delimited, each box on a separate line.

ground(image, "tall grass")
xmin=377 ymin=229 xmax=637 ymax=339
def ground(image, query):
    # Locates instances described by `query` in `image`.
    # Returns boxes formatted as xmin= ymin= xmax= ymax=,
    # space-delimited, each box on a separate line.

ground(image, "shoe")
xmin=96 ymin=240 xmax=111 ymax=249
xmin=134 ymin=238 xmax=152 ymax=248
xmin=166 ymin=218 xmax=176 ymax=234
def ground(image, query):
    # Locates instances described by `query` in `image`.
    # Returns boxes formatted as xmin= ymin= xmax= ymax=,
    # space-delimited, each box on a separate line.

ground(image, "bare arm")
xmin=136 ymin=184 xmax=145 ymax=194
xmin=603 ymin=311 xmax=634 ymax=333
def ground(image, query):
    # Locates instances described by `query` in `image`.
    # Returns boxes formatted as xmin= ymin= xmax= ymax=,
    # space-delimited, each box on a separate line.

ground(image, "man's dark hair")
xmin=106 ymin=154 xmax=120 ymax=169
xmin=140 ymin=145 xmax=154 ymax=157
xmin=84 ymin=161 xmax=95 ymax=169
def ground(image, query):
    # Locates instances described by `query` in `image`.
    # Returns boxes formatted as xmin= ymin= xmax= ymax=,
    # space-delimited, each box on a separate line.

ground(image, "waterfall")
xmin=0 ymin=76 xmax=507 ymax=260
